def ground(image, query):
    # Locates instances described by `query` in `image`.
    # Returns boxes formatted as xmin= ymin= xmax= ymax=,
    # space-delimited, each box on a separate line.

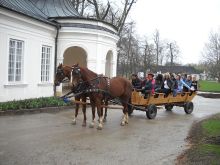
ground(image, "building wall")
xmin=56 ymin=21 xmax=119 ymax=94
xmin=0 ymin=9 xmax=56 ymax=102
xmin=0 ymin=9 xmax=119 ymax=101
xmin=57 ymin=24 xmax=118 ymax=77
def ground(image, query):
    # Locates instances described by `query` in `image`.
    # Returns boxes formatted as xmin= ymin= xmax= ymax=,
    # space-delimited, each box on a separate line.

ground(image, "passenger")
xmin=170 ymin=73 xmax=178 ymax=96
xmin=131 ymin=73 xmax=142 ymax=90
xmin=154 ymin=74 xmax=164 ymax=92
xmin=183 ymin=75 xmax=192 ymax=92
xmin=157 ymin=72 xmax=173 ymax=96
xmin=182 ymin=73 xmax=187 ymax=82
xmin=176 ymin=74 xmax=191 ymax=92
xmin=191 ymin=76 xmax=198 ymax=91
xmin=141 ymin=73 xmax=155 ymax=98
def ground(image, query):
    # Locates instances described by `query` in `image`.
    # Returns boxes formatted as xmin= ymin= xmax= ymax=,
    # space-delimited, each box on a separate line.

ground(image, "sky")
xmin=129 ymin=0 xmax=220 ymax=64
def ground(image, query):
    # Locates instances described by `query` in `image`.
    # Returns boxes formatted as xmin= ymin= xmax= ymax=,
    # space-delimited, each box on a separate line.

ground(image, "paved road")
xmin=0 ymin=96 xmax=220 ymax=165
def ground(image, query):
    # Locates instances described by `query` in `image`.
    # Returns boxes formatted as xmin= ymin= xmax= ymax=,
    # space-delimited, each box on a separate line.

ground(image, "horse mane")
xmin=79 ymin=66 xmax=98 ymax=81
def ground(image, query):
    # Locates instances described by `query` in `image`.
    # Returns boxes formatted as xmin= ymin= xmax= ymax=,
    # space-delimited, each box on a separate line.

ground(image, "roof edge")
xmin=49 ymin=16 xmax=118 ymax=32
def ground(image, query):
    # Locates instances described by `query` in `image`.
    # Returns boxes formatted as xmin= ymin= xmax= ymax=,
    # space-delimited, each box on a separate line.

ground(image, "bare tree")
xmin=71 ymin=0 xmax=89 ymax=16
xmin=153 ymin=29 xmax=164 ymax=66
xmin=117 ymin=22 xmax=141 ymax=77
xmin=202 ymin=31 xmax=220 ymax=82
xmin=71 ymin=0 xmax=136 ymax=35
xmin=142 ymin=37 xmax=155 ymax=75
xmin=166 ymin=41 xmax=180 ymax=66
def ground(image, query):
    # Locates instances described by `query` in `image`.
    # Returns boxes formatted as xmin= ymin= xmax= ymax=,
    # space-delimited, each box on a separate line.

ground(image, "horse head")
xmin=71 ymin=64 xmax=83 ymax=88
xmin=54 ymin=63 xmax=68 ymax=86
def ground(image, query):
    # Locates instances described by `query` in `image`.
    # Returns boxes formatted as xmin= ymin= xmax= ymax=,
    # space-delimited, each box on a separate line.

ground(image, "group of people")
xmin=131 ymin=72 xmax=198 ymax=98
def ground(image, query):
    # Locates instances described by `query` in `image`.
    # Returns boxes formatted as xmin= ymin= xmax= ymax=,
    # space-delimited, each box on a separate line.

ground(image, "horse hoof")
xmin=82 ymin=122 xmax=86 ymax=127
xmin=97 ymin=125 xmax=103 ymax=130
xmin=72 ymin=120 xmax=76 ymax=125
xmin=103 ymin=118 xmax=107 ymax=123
xmin=89 ymin=123 xmax=94 ymax=128
xmin=121 ymin=122 xmax=125 ymax=126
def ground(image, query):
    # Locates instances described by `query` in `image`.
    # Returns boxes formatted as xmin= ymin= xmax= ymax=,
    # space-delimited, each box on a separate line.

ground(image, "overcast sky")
xmin=129 ymin=0 xmax=220 ymax=64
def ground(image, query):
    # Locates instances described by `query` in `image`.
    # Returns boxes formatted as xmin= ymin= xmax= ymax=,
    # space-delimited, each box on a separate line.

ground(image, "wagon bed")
xmin=129 ymin=91 xmax=197 ymax=119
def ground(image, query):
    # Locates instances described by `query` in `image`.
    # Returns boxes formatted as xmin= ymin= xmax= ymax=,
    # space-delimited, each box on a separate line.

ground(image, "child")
xmin=191 ymin=76 xmax=198 ymax=91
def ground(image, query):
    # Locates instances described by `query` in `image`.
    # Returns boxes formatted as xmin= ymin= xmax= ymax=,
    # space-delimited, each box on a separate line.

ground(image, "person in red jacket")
xmin=141 ymin=73 xmax=155 ymax=98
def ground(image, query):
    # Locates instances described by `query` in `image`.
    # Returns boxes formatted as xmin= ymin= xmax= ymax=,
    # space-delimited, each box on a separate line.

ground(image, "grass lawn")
xmin=177 ymin=113 xmax=220 ymax=165
xmin=199 ymin=80 xmax=220 ymax=92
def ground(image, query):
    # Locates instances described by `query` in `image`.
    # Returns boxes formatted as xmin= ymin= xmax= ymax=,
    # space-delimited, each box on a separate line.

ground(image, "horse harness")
xmin=71 ymin=66 xmax=111 ymax=97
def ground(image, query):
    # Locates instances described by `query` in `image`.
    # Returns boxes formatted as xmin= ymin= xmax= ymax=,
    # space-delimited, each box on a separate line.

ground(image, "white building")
xmin=0 ymin=0 xmax=119 ymax=102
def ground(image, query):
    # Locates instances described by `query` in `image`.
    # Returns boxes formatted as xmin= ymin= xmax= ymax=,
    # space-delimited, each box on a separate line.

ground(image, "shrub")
xmin=0 ymin=97 xmax=72 ymax=111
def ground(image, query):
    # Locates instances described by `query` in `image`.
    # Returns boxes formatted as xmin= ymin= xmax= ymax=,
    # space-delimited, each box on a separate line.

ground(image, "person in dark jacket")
xmin=142 ymin=73 xmax=155 ymax=98
xmin=170 ymin=73 xmax=178 ymax=96
xmin=131 ymin=74 xmax=142 ymax=89
xmin=157 ymin=72 xmax=174 ymax=96
xmin=155 ymin=74 xmax=163 ymax=92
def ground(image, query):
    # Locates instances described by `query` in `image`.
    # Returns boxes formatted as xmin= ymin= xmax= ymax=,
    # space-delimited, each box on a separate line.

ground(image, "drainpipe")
xmin=53 ymin=24 xmax=61 ymax=96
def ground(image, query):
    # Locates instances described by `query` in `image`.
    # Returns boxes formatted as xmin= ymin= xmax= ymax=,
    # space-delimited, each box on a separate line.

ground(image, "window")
xmin=41 ymin=45 xmax=51 ymax=82
xmin=8 ymin=39 xmax=24 ymax=82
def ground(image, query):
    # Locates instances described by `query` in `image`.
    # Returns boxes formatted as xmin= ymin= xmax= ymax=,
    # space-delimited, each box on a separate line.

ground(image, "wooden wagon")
xmin=128 ymin=91 xmax=197 ymax=119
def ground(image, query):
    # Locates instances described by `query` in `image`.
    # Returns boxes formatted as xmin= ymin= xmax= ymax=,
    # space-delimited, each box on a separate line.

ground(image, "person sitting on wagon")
xmin=190 ymin=76 xmax=198 ymax=91
xmin=156 ymin=72 xmax=173 ymax=96
xmin=131 ymin=73 xmax=142 ymax=90
xmin=154 ymin=73 xmax=164 ymax=92
xmin=141 ymin=72 xmax=155 ymax=98
xmin=170 ymin=73 xmax=178 ymax=96
xmin=176 ymin=74 xmax=191 ymax=92
xmin=183 ymin=75 xmax=192 ymax=92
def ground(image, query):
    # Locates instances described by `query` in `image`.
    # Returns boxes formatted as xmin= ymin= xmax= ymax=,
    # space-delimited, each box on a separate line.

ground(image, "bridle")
xmin=56 ymin=67 xmax=69 ymax=83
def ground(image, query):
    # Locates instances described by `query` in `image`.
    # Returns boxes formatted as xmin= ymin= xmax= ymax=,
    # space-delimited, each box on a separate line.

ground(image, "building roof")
xmin=0 ymin=0 xmax=118 ymax=34
xmin=30 ymin=0 xmax=80 ymax=18
xmin=149 ymin=65 xmax=200 ymax=74
xmin=0 ymin=0 xmax=80 ymax=26
xmin=0 ymin=0 xmax=52 ymax=24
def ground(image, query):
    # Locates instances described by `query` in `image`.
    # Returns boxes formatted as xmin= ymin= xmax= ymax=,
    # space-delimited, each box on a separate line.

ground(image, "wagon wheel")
xmin=184 ymin=102 xmax=194 ymax=114
xmin=165 ymin=104 xmax=173 ymax=111
xmin=146 ymin=104 xmax=157 ymax=119
xmin=127 ymin=99 xmax=134 ymax=116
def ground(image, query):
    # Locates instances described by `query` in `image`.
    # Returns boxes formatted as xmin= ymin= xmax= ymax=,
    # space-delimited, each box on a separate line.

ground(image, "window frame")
xmin=40 ymin=45 xmax=52 ymax=83
xmin=8 ymin=38 xmax=24 ymax=83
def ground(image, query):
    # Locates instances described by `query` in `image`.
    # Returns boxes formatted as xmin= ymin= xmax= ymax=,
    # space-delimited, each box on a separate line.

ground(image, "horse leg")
xmin=89 ymin=98 xmax=96 ymax=128
xmin=72 ymin=97 xmax=80 ymax=125
xmin=81 ymin=96 xmax=87 ymax=127
xmin=96 ymin=99 xmax=103 ymax=130
xmin=121 ymin=101 xmax=129 ymax=126
xmin=103 ymin=100 xmax=108 ymax=122
xmin=89 ymin=104 xmax=96 ymax=128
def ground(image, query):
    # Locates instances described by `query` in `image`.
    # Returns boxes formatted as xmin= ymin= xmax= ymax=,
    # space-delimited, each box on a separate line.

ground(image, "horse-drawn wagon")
xmin=55 ymin=63 xmax=197 ymax=129
xmin=128 ymin=91 xmax=197 ymax=119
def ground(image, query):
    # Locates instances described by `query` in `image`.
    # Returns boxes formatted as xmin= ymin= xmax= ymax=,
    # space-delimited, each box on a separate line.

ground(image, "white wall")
xmin=0 ymin=9 xmax=56 ymax=102
xmin=0 ymin=8 xmax=119 ymax=101
xmin=57 ymin=23 xmax=119 ymax=76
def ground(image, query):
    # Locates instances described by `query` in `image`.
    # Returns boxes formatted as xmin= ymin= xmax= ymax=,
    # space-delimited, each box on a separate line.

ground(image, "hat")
xmin=147 ymin=72 xmax=154 ymax=77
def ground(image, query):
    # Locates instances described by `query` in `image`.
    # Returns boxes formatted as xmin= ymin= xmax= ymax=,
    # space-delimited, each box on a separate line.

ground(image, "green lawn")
xmin=199 ymin=80 xmax=220 ymax=92
xmin=179 ymin=114 xmax=220 ymax=164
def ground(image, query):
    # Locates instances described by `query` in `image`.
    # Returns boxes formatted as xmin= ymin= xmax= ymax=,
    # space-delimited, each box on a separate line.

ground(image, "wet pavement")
xmin=0 ymin=96 xmax=220 ymax=165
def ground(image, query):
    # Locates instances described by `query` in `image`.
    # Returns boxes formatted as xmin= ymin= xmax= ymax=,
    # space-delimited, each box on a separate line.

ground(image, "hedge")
xmin=0 ymin=97 xmax=72 ymax=111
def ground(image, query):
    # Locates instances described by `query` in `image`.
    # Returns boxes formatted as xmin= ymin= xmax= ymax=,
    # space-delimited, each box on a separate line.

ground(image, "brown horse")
xmin=54 ymin=63 xmax=108 ymax=127
xmin=71 ymin=64 xmax=132 ymax=130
